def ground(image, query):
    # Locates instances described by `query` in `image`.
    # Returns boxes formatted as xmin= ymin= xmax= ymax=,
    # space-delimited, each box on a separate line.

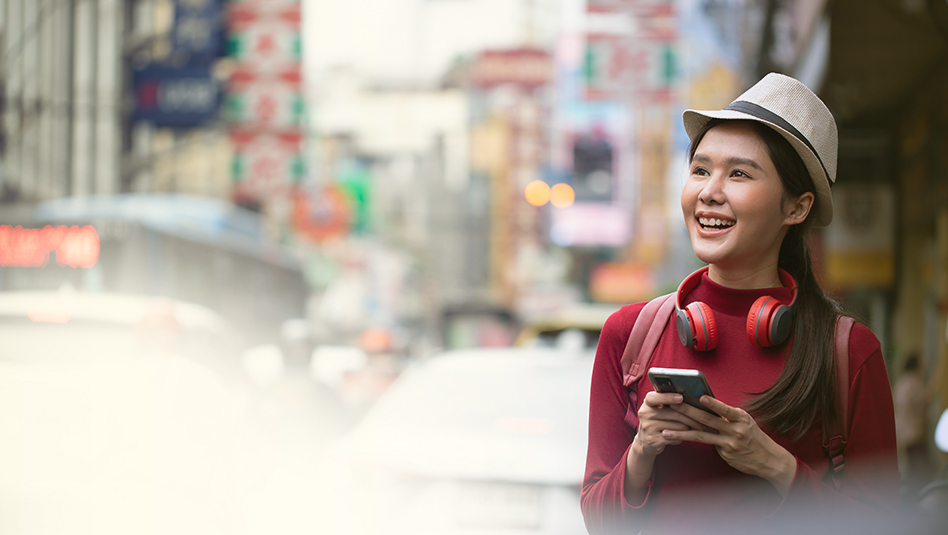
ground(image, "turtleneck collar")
xmin=685 ymin=270 xmax=796 ymax=317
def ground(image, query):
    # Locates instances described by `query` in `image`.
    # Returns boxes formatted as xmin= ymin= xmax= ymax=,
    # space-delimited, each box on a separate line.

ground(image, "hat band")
xmin=724 ymin=100 xmax=831 ymax=187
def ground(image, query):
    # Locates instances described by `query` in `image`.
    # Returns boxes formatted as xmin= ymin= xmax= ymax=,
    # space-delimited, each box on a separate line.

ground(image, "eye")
xmin=691 ymin=166 xmax=709 ymax=176
xmin=731 ymin=169 xmax=752 ymax=178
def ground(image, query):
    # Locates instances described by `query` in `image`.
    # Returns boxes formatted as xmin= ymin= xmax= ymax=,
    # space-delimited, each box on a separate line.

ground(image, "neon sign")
xmin=0 ymin=225 xmax=100 ymax=268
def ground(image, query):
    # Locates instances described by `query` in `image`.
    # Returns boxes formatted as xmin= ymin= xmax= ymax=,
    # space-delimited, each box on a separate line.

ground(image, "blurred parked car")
xmin=314 ymin=348 xmax=592 ymax=535
xmin=514 ymin=303 xmax=621 ymax=351
xmin=0 ymin=289 xmax=247 ymax=535
xmin=0 ymin=288 xmax=246 ymax=381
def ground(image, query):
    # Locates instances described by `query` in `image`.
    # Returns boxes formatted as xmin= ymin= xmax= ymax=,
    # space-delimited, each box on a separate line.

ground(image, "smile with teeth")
xmin=698 ymin=217 xmax=736 ymax=229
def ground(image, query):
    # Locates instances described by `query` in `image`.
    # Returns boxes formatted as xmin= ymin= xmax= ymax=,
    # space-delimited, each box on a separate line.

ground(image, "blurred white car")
xmin=0 ymin=290 xmax=248 ymax=535
xmin=315 ymin=348 xmax=593 ymax=535
xmin=0 ymin=289 xmax=246 ymax=378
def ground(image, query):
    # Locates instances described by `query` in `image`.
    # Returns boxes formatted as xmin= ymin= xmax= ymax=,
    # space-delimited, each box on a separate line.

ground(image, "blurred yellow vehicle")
xmin=514 ymin=303 xmax=622 ymax=351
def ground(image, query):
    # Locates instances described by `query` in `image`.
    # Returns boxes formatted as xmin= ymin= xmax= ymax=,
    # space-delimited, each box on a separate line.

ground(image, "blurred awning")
xmin=822 ymin=0 xmax=948 ymax=125
xmin=31 ymin=194 xmax=301 ymax=271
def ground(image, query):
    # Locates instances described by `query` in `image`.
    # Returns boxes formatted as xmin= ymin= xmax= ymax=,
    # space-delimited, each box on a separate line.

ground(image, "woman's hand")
xmin=662 ymin=396 xmax=798 ymax=496
xmin=633 ymin=391 xmax=708 ymax=457
xmin=624 ymin=391 xmax=710 ymax=505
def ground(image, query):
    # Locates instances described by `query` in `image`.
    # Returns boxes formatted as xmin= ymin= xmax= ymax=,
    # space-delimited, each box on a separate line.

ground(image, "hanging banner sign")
xmin=231 ymin=131 xmax=305 ymax=196
xmin=471 ymin=49 xmax=553 ymax=88
xmin=227 ymin=20 xmax=301 ymax=70
xmin=583 ymin=0 xmax=676 ymax=101
xmin=226 ymin=78 xmax=304 ymax=127
xmin=584 ymin=37 xmax=675 ymax=100
xmin=227 ymin=0 xmax=301 ymax=22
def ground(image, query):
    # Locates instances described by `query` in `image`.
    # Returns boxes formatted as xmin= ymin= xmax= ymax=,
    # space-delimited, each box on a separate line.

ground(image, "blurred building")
xmin=1 ymin=0 xmax=126 ymax=200
xmin=815 ymin=0 xmax=948 ymax=409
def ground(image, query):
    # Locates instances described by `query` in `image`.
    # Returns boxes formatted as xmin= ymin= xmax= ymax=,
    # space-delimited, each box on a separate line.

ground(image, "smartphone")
xmin=647 ymin=367 xmax=718 ymax=415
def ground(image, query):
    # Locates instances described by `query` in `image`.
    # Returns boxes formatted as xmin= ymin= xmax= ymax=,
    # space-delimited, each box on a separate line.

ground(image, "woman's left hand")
xmin=662 ymin=396 xmax=797 ymax=496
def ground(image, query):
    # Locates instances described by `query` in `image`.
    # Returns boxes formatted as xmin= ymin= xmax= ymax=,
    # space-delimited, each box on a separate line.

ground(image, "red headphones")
xmin=675 ymin=266 xmax=798 ymax=351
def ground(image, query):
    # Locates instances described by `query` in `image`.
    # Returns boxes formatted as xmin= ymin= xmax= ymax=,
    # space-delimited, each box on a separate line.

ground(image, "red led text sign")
xmin=0 ymin=225 xmax=100 ymax=268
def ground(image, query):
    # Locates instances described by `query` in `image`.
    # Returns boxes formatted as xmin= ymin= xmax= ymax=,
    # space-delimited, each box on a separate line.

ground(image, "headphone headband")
xmin=676 ymin=267 xmax=797 ymax=310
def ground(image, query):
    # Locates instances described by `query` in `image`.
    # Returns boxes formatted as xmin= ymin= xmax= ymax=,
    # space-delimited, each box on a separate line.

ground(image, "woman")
xmin=581 ymin=73 xmax=900 ymax=533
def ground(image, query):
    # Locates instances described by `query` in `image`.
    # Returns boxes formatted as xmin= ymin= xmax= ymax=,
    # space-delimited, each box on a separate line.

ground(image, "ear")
xmin=783 ymin=191 xmax=814 ymax=225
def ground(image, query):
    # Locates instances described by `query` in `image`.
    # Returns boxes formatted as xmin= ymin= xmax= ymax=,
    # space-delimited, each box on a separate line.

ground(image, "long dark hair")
xmin=688 ymin=119 xmax=842 ymax=439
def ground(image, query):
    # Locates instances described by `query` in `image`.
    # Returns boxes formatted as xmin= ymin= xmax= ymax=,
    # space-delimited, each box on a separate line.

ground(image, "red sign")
xmin=0 ymin=225 xmax=100 ymax=268
xmin=471 ymin=49 xmax=553 ymax=88
xmin=231 ymin=130 xmax=305 ymax=195
xmin=290 ymin=186 xmax=352 ymax=243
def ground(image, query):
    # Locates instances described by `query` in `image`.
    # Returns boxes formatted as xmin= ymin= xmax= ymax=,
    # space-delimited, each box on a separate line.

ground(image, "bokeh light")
xmin=525 ymin=180 xmax=551 ymax=207
xmin=550 ymin=183 xmax=575 ymax=208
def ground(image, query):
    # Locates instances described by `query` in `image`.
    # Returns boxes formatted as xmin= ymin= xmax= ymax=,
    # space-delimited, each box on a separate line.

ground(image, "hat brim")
xmin=682 ymin=108 xmax=833 ymax=227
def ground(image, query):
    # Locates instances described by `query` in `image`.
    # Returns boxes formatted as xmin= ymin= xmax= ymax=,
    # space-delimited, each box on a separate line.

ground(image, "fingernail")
xmin=700 ymin=396 xmax=709 ymax=404
xmin=673 ymin=395 xmax=683 ymax=403
xmin=662 ymin=430 xmax=672 ymax=437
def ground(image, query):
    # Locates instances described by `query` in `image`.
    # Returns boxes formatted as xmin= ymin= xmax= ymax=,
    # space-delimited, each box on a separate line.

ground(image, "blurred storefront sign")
xmin=227 ymin=0 xmax=301 ymax=21
xmin=471 ymin=49 xmax=553 ymax=88
xmin=584 ymin=38 xmax=675 ymax=100
xmin=230 ymin=131 xmax=305 ymax=196
xmin=583 ymin=1 xmax=675 ymax=101
xmin=589 ymin=262 xmax=656 ymax=304
xmin=290 ymin=186 xmax=352 ymax=243
xmin=133 ymin=65 xmax=221 ymax=127
xmin=824 ymin=183 xmax=896 ymax=289
xmin=549 ymin=203 xmax=631 ymax=247
xmin=227 ymin=10 xmax=301 ymax=70
xmin=226 ymin=69 xmax=304 ymax=127
xmin=172 ymin=0 xmax=225 ymax=64
xmin=0 ymin=225 xmax=100 ymax=269
xmin=226 ymin=0 xmax=304 ymax=202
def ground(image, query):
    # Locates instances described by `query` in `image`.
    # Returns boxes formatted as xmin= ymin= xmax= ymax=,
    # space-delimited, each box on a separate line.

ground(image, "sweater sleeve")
xmin=772 ymin=322 xmax=901 ymax=520
xmin=580 ymin=304 xmax=651 ymax=534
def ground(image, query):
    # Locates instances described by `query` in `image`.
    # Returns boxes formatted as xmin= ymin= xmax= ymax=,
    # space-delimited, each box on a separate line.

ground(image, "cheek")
xmin=680 ymin=183 xmax=697 ymax=218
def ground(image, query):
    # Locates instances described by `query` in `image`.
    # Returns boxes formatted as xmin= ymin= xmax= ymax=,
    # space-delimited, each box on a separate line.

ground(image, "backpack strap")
xmin=823 ymin=315 xmax=855 ymax=490
xmin=620 ymin=293 xmax=676 ymax=428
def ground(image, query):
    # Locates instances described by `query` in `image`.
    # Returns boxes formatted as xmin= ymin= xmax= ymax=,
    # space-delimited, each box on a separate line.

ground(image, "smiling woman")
xmin=581 ymin=73 xmax=901 ymax=534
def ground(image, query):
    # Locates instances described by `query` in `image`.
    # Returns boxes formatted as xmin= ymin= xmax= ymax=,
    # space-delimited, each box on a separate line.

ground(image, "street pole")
xmin=64 ymin=0 xmax=75 ymax=196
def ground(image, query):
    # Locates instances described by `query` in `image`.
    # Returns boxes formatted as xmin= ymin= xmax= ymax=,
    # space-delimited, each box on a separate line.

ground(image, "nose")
xmin=698 ymin=172 xmax=726 ymax=206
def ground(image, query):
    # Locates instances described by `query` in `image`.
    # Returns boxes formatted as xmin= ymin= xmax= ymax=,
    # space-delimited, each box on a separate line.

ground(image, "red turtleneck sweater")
xmin=581 ymin=272 xmax=900 ymax=533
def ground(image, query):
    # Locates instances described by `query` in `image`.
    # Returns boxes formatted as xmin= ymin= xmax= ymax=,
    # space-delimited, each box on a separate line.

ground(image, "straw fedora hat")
xmin=682 ymin=72 xmax=838 ymax=227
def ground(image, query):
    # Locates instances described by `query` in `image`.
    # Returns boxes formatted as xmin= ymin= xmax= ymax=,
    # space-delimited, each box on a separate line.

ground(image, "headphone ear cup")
xmin=747 ymin=296 xmax=781 ymax=347
xmin=685 ymin=301 xmax=718 ymax=351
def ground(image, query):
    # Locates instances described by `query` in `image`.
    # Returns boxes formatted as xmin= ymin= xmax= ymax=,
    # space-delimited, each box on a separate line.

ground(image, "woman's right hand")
xmin=633 ymin=391 xmax=708 ymax=457
xmin=624 ymin=391 xmax=707 ymax=504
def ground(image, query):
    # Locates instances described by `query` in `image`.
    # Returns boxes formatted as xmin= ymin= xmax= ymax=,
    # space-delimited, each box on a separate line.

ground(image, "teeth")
xmin=699 ymin=217 xmax=735 ymax=228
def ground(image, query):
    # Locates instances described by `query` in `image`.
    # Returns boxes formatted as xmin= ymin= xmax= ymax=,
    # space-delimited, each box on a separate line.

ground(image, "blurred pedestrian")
xmin=893 ymin=353 xmax=932 ymax=503
xmin=581 ymin=73 xmax=900 ymax=534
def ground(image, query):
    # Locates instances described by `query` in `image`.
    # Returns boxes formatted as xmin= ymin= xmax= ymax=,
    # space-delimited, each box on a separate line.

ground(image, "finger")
xmin=642 ymin=391 xmax=683 ymax=407
xmin=699 ymin=396 xmax=743 ymax=422
xmin=663 ymin=428 xmax=726 ymax=446
xmin=668 ymin=402 xmax=725 ymax=430
xmin=654 ymin=406 xmax=708 ymax=430
xmin=652 ymin=420 xmax=692 ymax=432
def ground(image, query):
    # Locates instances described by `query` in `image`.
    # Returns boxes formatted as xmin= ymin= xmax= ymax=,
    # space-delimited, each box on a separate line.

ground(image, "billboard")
xmin=172 ymin=0 xmax=225 ymax=63
xmin=471 ymin=49 xmax=554 ymax=89
xmin=231 ymin=130 xmax=305 ymax=196
xmin=133 ymin=65 xmax=221 ymax=127
xmin=226 ymin=0 xmax=304 ymax=199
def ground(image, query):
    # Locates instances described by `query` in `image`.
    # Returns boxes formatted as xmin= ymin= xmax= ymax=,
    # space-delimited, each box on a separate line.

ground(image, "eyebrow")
xmin=692 ymin=154 xmax=764 ymax=172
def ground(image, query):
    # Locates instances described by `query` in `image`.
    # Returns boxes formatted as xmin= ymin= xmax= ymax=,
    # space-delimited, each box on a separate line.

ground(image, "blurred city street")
xmin=1 ymin=0 xmax=948 ymax=533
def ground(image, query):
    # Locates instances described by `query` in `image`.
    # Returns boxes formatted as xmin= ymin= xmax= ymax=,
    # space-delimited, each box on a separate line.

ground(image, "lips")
xmin=695 ymin=212 xmax=736 ymax=236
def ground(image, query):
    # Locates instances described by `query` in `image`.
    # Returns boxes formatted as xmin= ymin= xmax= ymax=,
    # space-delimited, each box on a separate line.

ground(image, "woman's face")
xmin=681 ymin=122 xmax=808 ymax=275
